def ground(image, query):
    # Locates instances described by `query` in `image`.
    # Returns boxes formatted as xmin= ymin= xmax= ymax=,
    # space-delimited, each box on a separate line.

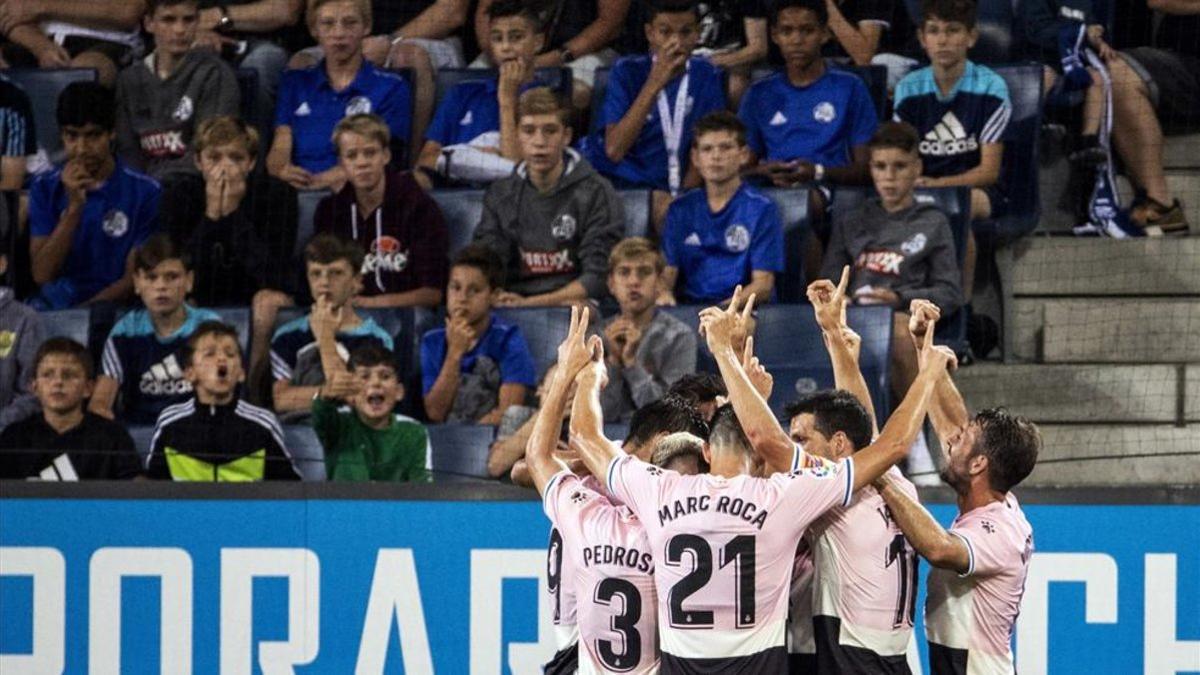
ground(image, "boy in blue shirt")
xmin=579 ymin=0 xmax=726 ymax=227
xmin=894 ymin=0 xmax=1011 ymax=223
xmin=414 ymin=0 xmax=548 ymax=188
xmin=29 ymin=82 xmax=161 ymax=310
xmin=91 ymin=234 xmax=221 ymax=425
xmin=660 ymin=112 xmax=784 ymax=306
xmin=421 ymin=245 xmax=536 ymax=424
xmin=266 ymin=0 xmax=412 ymax=192
xmin=270 ymin=234 xmax=395 ymax=419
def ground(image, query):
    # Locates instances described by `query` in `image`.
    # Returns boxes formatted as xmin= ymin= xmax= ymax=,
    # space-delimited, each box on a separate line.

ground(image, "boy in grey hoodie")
xmin=472 ymin=87 xmax=622 ymax=307
xmin=0 ymin=219 xmax=45 ymax=433
xmin=821 ymin=121 xmax=962 ymax=402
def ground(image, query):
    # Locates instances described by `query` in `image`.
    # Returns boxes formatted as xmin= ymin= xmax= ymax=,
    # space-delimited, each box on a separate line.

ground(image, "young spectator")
xmin=0 ymin=338 xmax=141 ymax=480
xmin=415 ymin=0 xmax=548 ymax=187
xmin=473 ymin=0 xmax=630 ymax=110
xmin=739 ymin=0 xmax=877 ymax=233
xmin=90 ymin=234 xmax=221 ymax=424
xmin=29 ymin=82 xmax=161 ymax=310
xmin=269 ymin=234 xmax=395 ymax=417
xmin=267 ymin=0 xmax=412 ymax=192
xmin=314 ymin=113 xmax=447 ymax=307
xmin=693 ymin=0 xmax=768 ymax=105
xmin=820 ymin=122 xmax=961 ymax=403
xmin=472 ymin=87 xmax=622 ymax=307
xmin=824 ymin=0 xmax=894 ymax=66
xmin=578 ymin=0 xmax=726 ymax=225
xmin=193 ymin=0 xmax=304 ymax=137
xmin=667 ymin=371 xmax=726 ymax=422
xmin=114 ymin=0 xmax=241 ymax=181
xmin=148 ymin=321 xmax=299 ymax=480
xmin=313 ymin=343 xmax=431 ymax=481
xmin=0 ymin=0 xmax=147 ymax=87
xmin=485 ymin=361 xmax=569 ymax=478
xmin=0 ymin=72 xmax=35 ymax=190
xmin=894 ymin=0 xmax=1011 ymax=223
xmin=600 ymin=237 xmax=696 ymax=420
xmin=660 ymin=111 xmax=784 ymax=305
xmin=1105 ymin=1 xmax=1199 ymax=233
xmin=421 ymin=244 xmax=536 ymax=424
xmin=162 ymin=116 xmax=299 ymax=306
xmin=0 ymin=231 xmax=44 ymax=433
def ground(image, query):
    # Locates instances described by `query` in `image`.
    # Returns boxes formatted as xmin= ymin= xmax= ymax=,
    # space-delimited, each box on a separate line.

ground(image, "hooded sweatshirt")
xmin=0 ymin=288 xmax=44 ymax=433
xmin=473 ymin=149 xmax=623 ymax=298
xmin=115 ymin=49 xmax=241 ymax=179
xmin=820 ymin=196 xmax=963 ymax=317
xmin=313 ymin=166 xmax=448 ymax=297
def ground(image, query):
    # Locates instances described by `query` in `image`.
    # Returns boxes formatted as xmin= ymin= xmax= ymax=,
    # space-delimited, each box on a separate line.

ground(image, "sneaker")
xmin=1133 ymin=199 xmax=1190 ymax=236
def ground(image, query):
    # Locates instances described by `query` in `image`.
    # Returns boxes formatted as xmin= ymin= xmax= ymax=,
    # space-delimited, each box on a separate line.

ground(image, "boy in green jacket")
xmin=313 ymin=341 xmax=431 ymax=482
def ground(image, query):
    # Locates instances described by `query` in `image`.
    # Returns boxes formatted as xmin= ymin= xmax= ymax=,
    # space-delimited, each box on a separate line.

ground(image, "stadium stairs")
xmin=965 ymin=133 xmax=1200 ymax=487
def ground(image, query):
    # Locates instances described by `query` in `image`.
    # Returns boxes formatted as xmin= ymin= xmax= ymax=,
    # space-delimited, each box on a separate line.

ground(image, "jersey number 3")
xmin=594 ymin=578 xmax=643 ymax=672
xmin=666 ymin=534 xmax=757 ymax=629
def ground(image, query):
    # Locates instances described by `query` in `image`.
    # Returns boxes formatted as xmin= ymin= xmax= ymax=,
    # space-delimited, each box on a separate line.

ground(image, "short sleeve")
xmin=542 ymin=469 xmax=577 ymax=522
xmin=848 ymin=78 xmax=879 ymax=146
xmin=980 ymin=74 xmax=1012 ymax=144
xmin=133 ymin=181 xmax=162 ymax=245
xmin=269 ymin=335 xmax=295 ymax=382
xmin=892 ymin=76 xmax=917 ymax=124
xmin=2 ymin=87 xmax=35 ymax=157
xmin=377 ymin=74 xmax=414 ymax=154
xmin=605 ymin=453 xmax=663 ymax=521
xmin=425 ymin=85 xmax=465 ymax=146
xmin=500 ymin=327 xmax=537 ymax=387
xmin=737 ymin=87 xmax=765 ymax=157
xmin=661 ymin=202 xmax=684 ymax=268
xmin=101 ymin=337 xmax=123 ymax=384
xmin=948 ymin=516 xmax=1011 ymax=578
xmin=27 ymin=177 xmax=57 ymax=237
xmin=420 ymin=331 xmax=447 ymax=395
xmin=749 ymin=200 xmax=785 ymax=273
xmin=776 ymin=457 xmax=855 ymax=532
xmin=598 ymin=60 xmax=636 ymax=129
xmin=274 ymin=70 xmax=299 ymax=128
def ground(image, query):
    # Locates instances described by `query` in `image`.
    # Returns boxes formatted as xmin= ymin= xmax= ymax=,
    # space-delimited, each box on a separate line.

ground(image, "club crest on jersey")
xmin=172 ymin=95 xmax=194 ymax=122
xmin=551 ymin=213 xmax=577 ymax=241
xmin=813 ymin=101 xmax=837 ymax=123
xmin=645 ymin=465 xmax=663 ymax=477
xmin=102 ymin=210 xmax=130 ymax=238
xmin=981 ymin=520 xmax=996 ymax=534
xmin=345 ymin=96 xmax=373 ymax=116
xmin=901 ymin=232 xmax=927 ymax=255
xmin=724 ymin=224 xmax=750 ymax=253
xmin=570 ymin=490 xmax=588 ymax=504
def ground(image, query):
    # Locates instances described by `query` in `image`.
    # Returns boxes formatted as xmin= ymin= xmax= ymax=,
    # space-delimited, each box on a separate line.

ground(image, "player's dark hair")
xmin=348 ymin=343 xmax=397 ymax=373
xmin=148 ymin=0 xmax=200 ymax=13
xmin=784 ymin=390 xmax=873 ymax=451
xmin=868 ymin=121 xmax=921 ymax=155
xmin=304 ymin=233 xmax=366 ymax=273
xmin=182 ymin=321 xmax=240 ymax=369
xmin=708 ymin=404 xmax=752 ymax=457
xmin=692 ymin=111 xmax=747 ymax=148
xmin=769 ymin=0 xmax=828 ymax=26
xmin=627 ymin=395 xmax=710 ymax=449
xmin=667 ymin=373 xmax=727 ymax=407
xmin=486 ymin=0 xmax=544 ymax=30
xmin=34 ymin=337 xmax=94 ymax=380
xmin=452 ymin=244 xmax=506 ymax=290
xmin=56 ymin=82 xmax=115 ymax=132
xmin=973 ymin=408 xmax=1040 ymax=492
xmin=134 ymin=233 xmax=191 ymax=272
xmin=645 ymin=0 xmax=699 ymax=23
xmin=920 ymin=0 xmax=977 ymax=29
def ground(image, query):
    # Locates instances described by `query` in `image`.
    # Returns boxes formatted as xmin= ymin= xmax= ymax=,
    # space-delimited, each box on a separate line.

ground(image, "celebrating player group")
xmin=524 ymin=268 xmax=1041 ymax=675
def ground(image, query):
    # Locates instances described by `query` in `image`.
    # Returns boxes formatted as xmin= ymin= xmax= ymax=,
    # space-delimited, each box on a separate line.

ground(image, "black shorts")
xmin=789 ymin=652 xmax=817 ymax=673
xmin=543 ymin=642 xmax=578 ymax=675
xmin=980 ymin=184 xmax=1010 ymax=220
xmin=813 ymin=616 xmax=912 ymax=675
xmin=1122 ymin=47 xmax=1200 ymax=131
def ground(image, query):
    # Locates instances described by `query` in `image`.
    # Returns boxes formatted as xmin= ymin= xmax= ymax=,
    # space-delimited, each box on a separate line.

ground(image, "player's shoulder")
xmin=671 ymin=186 xmax=707 ymax=211
xmin=689 ymin=56 xmax=723 ymax=81
xmin=736 ymin=182 xmax=775 ymax=210
xmin=29 ymin=165 xmax=64 ymax=194
xmin=613 ymin=53 xmax=650 ymax=75
xmin=824 ymin=67 xmax=869 ymax=92
xmin=365 ymin=62 xmax=410 ymax=90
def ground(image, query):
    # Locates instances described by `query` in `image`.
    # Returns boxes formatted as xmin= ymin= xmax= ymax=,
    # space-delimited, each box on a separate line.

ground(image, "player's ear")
xmin=968 ymin=452 xmax=988 ymax=478
xmin=701 ymin=442 xmax=713 ymax=465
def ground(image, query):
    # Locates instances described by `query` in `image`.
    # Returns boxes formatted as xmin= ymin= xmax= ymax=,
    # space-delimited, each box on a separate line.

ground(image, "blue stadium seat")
xmin=128 ymin=425 xmax=155 ymax=465
xmin=620 ymin=189 xmax=652 ymax=238
xmin=977 ymin=63 xmax=1043 ymax=245
xmin=210 ymin=307 xmax=251 ymax=355
xmin=604 ymin=422 xmax=631 ymax=443
xmin=5 ymin=68 xmax=97 ymax=159
xmin=430 ymin=188 xmax=486 ymax=257
xmin=903 ymin=0 xmax=1017 ymax=63
xmin=491 ymin=306 xmax=572 ymax=381
xmin=428 ymin=423 xmax=496 ymax=481
xmin=760 ymin=187 xmax=812 ymax=303
xmin=40 ymin=308 xmax=90 ymax=347
xmin=284 ymin=425 xmax=327 ymax=481
xmin=832 ymin=63 xmax=890 ymax=121
xmin=590 ymin=67 xmax=612 ymax=136
xmin=433 ymin=67 xmax=573 ymax=115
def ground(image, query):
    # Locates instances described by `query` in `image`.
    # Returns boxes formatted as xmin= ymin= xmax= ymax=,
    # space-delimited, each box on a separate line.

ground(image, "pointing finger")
xmin=837 ymin=265 xmax=850 ymax=297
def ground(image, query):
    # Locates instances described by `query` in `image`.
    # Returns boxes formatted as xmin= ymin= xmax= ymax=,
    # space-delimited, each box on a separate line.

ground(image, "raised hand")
xmin=648 ymin=38 xmax=687 ymax=90
xmin=574 ymin=334 xmax=609 ymax=390
xmin=917 ymin=316 xmax=957 ymax=374
xmin=498 ymin=58 xmax=527 ymax=100
xmin=556 ymin=305 xmax=595 ymax=385
xmin=907 ymin=299 xmax=941 ymax=351
xmin=445 ymin=314 xmax=478 ymax=358
xmin=311 ymin=294 xmax=342 ymax=340
xmin=807 ymin=265 xmax=850 ymax=334
xmin=699 ymin=285 xmax=756 ymax=355
xmin=320 ymin=369 xmax=361 ymax=401
xmin=742 ymin=336 xmax=773 ymax=400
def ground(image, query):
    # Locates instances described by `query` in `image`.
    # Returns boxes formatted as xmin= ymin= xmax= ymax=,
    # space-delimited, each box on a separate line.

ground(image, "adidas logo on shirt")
xmin=295 ymin=102 xmax=312 ymax=116
xmin=38 ymin=454 xmax=79 ymax=481
xmin=140 ymin=354 xmax=192 ymax=397
xmin=769 ymin=111 xmax=788 ymax=126
xmin=460 ymin=111 xmax=474 ymax=126
xmin=683 ymin=233 xmax=701 ymax=246
xmin=919 ymin=112 xmax=978 ymax=156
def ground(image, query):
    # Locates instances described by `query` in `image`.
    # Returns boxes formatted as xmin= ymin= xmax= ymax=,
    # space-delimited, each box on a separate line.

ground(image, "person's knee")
xmin=969 ymin=189 xmax=992 ymax=221
xmin=241 ymin=42 xmax=289 ymax=81
xmin=287 ymin=50 xmax=318 ymax=70
xmin=389 ymin=41 xmax=432 ymax=74
xmin=72 ymin=51 xmax=117 ymax=87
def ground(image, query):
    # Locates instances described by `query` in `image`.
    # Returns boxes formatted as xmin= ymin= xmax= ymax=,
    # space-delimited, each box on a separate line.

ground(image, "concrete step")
xmin=1164 ymin=133 xmax=1200 ymax=170
xmin=1041 ymin=299 xmax=1200 ymax=363
xmin=1023 ymin=425 xmax=1200 ymax=486
xmin=1008 ymin=237 xmax=1200 ymax=296
xmin=956 ymin=364 xmax=1180 ymax=423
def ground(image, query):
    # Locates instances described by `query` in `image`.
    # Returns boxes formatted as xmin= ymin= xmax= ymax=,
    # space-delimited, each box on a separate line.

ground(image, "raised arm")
xmin=525 ymin=310 xmax=592 ymax=494
xmin=809 ymin=266 xmax=877 ymax=434
xmin=701 ymin=286 xmax=796 ymax=474
xmin=566 ymin=310 xmax=624 ymax=481
xmin=604 ymin=50 xmax=686 ymax=163
xmin=876 ymin=472 xmax=970 ymax=573
xmin=908 ymin=300 xmax=970 ymax=450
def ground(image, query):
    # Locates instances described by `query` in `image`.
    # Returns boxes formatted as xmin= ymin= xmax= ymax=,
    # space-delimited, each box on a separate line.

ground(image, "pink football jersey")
xmin=544 ymin=471 xmax=660 ymax=674
xmin=545 ymin=474 xmax=609 ymax=649
xmin=809 ymin=467 xmax=919 ymax=658
xmin=606 ymin=453 xmax=854 ymax=670
xmin=926 ymin=492 xmax=1034 ymax=675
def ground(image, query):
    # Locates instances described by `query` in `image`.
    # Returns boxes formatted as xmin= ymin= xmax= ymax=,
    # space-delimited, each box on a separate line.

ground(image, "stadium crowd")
xmin=0 ymin=0 xmax=1195 ymax=483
